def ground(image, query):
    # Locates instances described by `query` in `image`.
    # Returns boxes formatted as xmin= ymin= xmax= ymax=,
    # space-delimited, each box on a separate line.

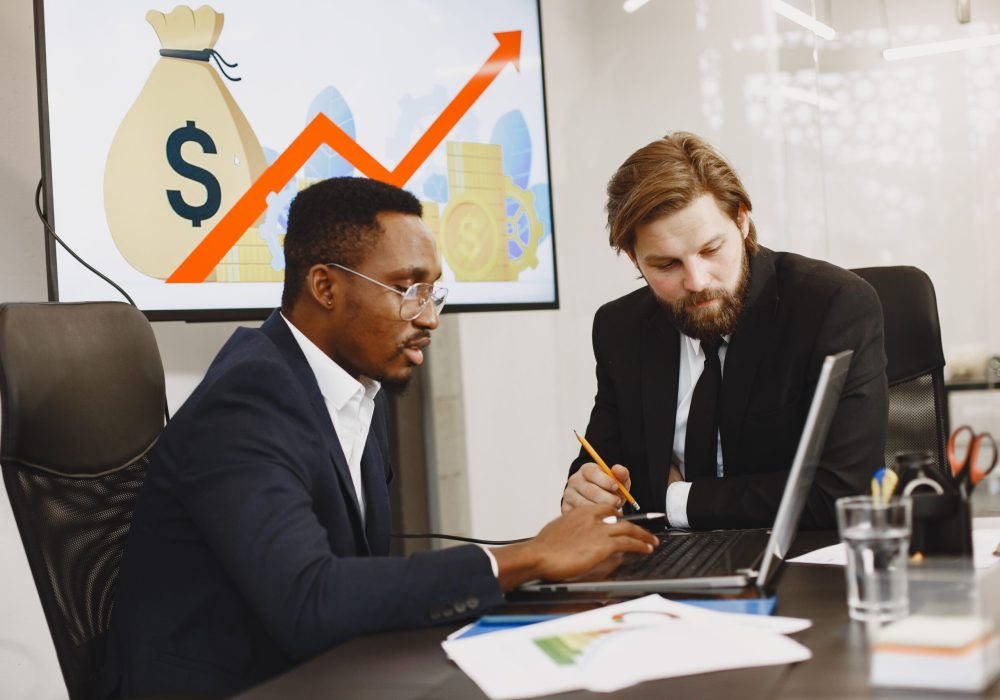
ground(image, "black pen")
xmin=602 ymin=512 xmax=667 ymax=524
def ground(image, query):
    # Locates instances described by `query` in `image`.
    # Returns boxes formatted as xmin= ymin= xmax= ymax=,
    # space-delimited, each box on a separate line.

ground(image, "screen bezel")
xmin=33 ymin=0 xmax=559 ymax=322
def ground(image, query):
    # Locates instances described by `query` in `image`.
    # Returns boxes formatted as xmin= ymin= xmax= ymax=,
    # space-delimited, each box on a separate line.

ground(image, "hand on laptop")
xmin=491 ymin=504 xmax=658 ymax=591
xmin=562 ymin=462 xmax=632 ymax=513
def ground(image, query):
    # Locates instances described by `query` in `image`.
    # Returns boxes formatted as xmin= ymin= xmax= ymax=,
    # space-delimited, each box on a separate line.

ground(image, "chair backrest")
xmin=851 ymin=266 xmax=948 ymax=474
xmin=0 ymin=302 xmax=165 ymax=700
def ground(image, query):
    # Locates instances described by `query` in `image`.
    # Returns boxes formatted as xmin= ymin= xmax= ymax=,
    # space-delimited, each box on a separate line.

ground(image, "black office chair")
xmin=0 ymin=302 xmax=166 ymax=700
xmin=851 ymin=267 xmax=949 ymax=474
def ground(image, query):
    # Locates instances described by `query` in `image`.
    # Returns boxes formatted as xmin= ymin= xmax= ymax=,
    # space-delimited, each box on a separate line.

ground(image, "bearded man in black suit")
xmin=562 ymin=132 xmax=888 ymax=531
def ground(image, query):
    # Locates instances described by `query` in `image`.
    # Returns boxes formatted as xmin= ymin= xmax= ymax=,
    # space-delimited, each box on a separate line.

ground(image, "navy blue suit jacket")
xmin=103 ymin=312 xmax=501 ymax=698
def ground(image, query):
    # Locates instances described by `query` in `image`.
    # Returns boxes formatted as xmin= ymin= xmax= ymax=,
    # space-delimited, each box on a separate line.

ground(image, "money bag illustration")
xmin=104 ymin=5 xmax=268 ymax=281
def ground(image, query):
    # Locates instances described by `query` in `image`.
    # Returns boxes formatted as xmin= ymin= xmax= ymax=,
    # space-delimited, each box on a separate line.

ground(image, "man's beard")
xmin=658 ymin=247 xmax=751 ymax=342
xmin=378 ymin=330 xmax=431 ymax=396
xmin=380 ymin=376 xmax=412 ymax=396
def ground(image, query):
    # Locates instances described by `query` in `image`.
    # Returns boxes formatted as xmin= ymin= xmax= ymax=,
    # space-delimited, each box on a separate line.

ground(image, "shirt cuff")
xmin=666 ymin=481 xmax=692 ymax=529
xmin=478 ymin=545 xmax=500 ymax=578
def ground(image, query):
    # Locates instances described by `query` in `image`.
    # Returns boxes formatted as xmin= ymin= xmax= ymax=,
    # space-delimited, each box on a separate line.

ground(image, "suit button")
xmin=454 ymin=600 xmax=467 ymax=614
xmin=442 ymin=606 xmax=455 ymax=618
xmin=466 ymin=597 xmax=479 ymax=610
xmin=429 ymin=607 xmax=442 ymax=621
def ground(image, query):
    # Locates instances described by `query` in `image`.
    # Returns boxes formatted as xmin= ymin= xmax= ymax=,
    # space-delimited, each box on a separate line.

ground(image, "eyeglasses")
xmin=325 ymin=263 xmax=448 ymax=321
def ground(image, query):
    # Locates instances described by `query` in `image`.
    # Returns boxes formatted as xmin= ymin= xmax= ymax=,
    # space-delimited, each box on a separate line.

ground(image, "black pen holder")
xmin=908 ymin=491 xmax=972 ymax=556
xmin=896 ymin=451 xmax=973 ymax=557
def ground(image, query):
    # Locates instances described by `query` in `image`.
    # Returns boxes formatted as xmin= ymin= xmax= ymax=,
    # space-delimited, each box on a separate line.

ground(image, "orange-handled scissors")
xmin=947 ymin=425 xmax=998 ymax=492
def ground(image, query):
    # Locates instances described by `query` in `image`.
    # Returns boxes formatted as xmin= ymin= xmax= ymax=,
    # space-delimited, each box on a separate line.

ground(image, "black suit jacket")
xmin=103 ymin=312 xmax=502 ymax=699
xmin=569 ymin=248 xmax=888 ymax=530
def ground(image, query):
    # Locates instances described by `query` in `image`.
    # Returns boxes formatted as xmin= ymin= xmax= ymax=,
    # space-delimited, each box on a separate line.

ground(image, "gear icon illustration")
xmin=502 ymin=176 xmax=542 ymax=274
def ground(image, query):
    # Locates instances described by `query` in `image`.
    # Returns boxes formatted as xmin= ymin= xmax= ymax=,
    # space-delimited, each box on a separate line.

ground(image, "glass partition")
xmin=615 ymin=0 xmax=1000 ymax=436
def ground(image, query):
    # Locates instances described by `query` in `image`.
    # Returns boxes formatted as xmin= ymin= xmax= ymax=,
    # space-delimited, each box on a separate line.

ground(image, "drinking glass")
xmin=836 ymin=495 xmax=912 ymax=623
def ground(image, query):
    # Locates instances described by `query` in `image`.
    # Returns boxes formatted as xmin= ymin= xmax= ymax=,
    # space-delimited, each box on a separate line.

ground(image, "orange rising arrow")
xmin=389 ymin=30 xmax=521 ymax=187
xmin=167 ymin=30 xmax=523 ymax=284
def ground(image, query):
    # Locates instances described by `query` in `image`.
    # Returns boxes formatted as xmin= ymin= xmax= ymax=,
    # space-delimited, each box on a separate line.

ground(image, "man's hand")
xmin=561 ymin=462 xmax=632 ymax=513
xmin=491 ymin=505 xmax=658 ymax=591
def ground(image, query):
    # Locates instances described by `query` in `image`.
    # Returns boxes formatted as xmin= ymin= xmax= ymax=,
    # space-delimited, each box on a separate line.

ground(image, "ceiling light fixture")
xmin=883 ymin=32 xmax=1000 ymax=60
xmin=623 ymin=0 xmax=652 ymax=13
xmin=772 ymin=0 xmax=837 ymax=40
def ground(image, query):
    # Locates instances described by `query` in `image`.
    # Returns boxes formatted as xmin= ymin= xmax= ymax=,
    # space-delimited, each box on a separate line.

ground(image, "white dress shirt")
xmin=666 ymin=334 xmax=729 ymax=528
xmin=280 ymin=315 xmax=500 ymax=577
xmin=282 ymin=314 xmax=379 ymax=526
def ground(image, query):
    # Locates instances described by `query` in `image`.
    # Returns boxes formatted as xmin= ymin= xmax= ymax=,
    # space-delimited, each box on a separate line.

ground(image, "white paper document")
xmin=441 ymin=595 xmax=812 ymax=699
xmin=787 ymin=528 xmax=1000 ymax=570
xmin=787 ymin=542 xmax=848 ymax=566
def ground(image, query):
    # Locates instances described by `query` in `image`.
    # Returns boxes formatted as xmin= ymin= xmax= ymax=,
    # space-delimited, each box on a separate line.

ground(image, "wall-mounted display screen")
xmin=35 ymin=0 xmax=557 ymax=319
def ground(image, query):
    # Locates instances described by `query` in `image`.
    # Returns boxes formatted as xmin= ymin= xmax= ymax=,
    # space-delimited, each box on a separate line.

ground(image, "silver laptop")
xmin=521 ymin=350 xmax=853 ymax=594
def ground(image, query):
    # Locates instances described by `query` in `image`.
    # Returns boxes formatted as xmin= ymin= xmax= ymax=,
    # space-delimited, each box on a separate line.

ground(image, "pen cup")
xmin=835 ymin=495 xmax=913 ymax=623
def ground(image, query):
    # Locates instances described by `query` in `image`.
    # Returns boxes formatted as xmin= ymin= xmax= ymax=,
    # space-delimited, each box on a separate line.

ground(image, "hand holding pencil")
xmin=562 ymin=430 xmax=641 ymax=513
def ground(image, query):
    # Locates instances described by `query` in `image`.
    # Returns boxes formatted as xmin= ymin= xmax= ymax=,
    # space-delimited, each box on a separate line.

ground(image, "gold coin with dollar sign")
xmin=440 ymin=195 xmax=501 ymax=281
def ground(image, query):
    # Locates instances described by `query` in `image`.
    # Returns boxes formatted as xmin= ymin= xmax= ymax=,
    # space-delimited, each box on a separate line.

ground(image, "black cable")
xmin=392 ymin=532 xmax=530 ymax=545
xmin=34 ymin=178 xmax=172 ymax=423
xmin=391 ymin=524 xmax=687 ymax=546
xmin=35 ymin=179 xmax=137 ymax=307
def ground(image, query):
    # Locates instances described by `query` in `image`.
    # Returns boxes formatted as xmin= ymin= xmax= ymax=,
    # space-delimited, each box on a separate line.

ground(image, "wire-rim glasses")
xmin=325 ymin=263 xmax=448 ymax=321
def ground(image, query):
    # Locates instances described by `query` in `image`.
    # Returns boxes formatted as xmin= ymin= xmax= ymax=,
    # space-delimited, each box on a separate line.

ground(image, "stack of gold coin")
xmin=441 ymin=142 xmax=511 ymax=281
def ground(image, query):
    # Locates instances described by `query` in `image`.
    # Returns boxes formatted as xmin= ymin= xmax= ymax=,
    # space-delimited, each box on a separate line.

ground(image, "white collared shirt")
xmin=280 ymin=314 xmax=498 ymax=577
xmin=281 ymin=314 xmax=379 ymax=526
xmin=666 ymin=334 xmax=729 ymax=528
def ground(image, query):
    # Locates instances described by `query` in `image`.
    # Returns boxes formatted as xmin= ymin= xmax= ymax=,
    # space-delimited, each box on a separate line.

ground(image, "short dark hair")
xmin=606 ymin=132 xmax=758 ymax=256
xmin=281 ymin=177 xmax=422 ymax=309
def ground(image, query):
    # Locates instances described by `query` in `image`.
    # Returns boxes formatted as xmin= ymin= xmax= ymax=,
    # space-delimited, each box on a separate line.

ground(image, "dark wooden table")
xmin=235 ymin=532 xmax=1000 ymax=699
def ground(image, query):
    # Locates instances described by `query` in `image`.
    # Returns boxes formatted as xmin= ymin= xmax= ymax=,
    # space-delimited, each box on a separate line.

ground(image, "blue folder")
xmin=455 ymin=596 xmax=778 ymax=639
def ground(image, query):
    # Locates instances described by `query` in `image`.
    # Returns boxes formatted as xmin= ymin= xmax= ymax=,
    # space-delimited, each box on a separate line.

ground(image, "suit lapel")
xmin=641 ymin=305 xmax=681 ymax=508
xmin=360 ymin=420 xmax=391 ymax=555
xmin=720 ymin=248 xmax=778 ymax=467
xmin=260 ymin=311 xmax=371 ymax=554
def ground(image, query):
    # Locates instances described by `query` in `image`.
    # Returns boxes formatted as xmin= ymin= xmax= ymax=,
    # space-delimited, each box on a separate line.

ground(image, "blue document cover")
xmin=674 ymin=596 xmax=777 ymax=616
xmin=456 ymin=597 xmax=778 ymax=639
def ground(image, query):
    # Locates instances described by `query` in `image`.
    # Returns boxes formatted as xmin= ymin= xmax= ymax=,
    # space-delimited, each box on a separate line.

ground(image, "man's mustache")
xmin=401 ymin=331 xmax=431 ymax=347
xmin=679 ymin=288 xmax=727 ymax=309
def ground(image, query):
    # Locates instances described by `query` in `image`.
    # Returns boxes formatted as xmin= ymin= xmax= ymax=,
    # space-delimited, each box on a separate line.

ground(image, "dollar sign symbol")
xmin=458 ymin=213 xmax=483 ymax=261
xmin=165 ymin=120 xmax=222 ymax=227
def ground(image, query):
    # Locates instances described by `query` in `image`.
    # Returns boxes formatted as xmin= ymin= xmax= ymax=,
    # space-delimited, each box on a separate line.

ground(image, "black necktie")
xmin=685 ymin=339 xmax=723 ymax=480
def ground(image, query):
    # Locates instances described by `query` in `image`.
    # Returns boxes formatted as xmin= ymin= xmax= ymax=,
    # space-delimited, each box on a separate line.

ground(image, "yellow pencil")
xmin=573 ymin=430 xmax=641 ymax=511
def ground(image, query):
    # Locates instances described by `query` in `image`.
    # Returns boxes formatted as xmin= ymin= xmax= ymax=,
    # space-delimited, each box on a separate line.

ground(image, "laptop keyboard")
xmin=613 ymin=530 xmax=747 ymax=580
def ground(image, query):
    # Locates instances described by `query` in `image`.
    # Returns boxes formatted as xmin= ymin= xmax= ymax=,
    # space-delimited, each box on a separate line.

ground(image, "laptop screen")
xmin=756 ymin=350 xmax=854 ymax=585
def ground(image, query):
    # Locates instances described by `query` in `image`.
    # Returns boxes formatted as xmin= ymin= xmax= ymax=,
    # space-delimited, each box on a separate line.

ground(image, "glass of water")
xmin=835 ymin=495 xmax=913 ymax=623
